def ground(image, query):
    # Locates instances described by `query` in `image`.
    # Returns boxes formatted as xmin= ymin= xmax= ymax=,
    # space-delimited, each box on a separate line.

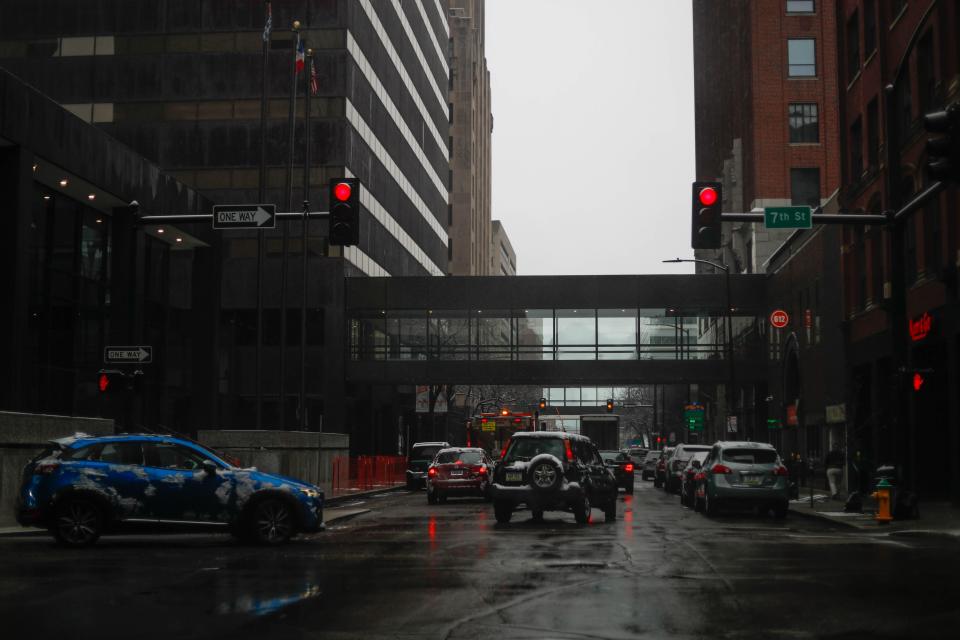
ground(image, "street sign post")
xmin=764 ymin=206 xmax=812 ymax=229
xmin=212 ymin=204 xmax=276 ymax=229
xmin=770 ymin=309 xmax=790 ymax=329
xmin=104 ymin=346 xmax=153 ymax=364
xmin=683 ymin=403 xmax=705 ymax=432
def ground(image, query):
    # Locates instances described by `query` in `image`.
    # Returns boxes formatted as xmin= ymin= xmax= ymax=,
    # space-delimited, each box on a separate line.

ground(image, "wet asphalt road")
xmin=2 ymin=480 xmax=959 ymax=639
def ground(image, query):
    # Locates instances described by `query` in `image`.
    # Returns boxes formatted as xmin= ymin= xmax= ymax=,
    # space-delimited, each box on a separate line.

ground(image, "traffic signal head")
xmin=691 ymin=181 xmax=722 ymax=249
xmin=329 ymin=178 xmax=360 ymax=246
xmin=538 ymin=397 xmax=546 ymax=410
xmin=924 ymin=104 xmax=960 ymax=184
xmin=97 ymin=369 xmax=125 ymax=393
xmin=606 ymin=398 xmax=614 ymax=413
xmin=98 ymin=372 xmax=111 ymax=393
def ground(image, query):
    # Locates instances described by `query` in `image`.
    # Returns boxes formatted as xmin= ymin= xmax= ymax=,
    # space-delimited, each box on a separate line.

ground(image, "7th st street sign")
xmin=212 ymin=204 xmax=276 ymax=229
xmin=104 ymin=346 xmax=153 ymax=364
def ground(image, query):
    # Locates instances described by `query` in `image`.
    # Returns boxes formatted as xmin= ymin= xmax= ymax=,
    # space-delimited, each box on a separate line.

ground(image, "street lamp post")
xmin=663 ymin=258 xmax=737 ymax=441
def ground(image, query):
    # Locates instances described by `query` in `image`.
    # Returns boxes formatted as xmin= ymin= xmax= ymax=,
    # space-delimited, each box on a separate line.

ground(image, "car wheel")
xmin=494 ymin=500 xmax=513 ymax=523
xmin=704 ymin=492 xmax=718 ymax=517
xmin=427 ymin=487 xmax=437 ymax=505
xmin=52 ymin=497 xmax=103 ymax=548
xmin=531 ymin=509 xmax=544 ymax=523
xmin=773 ymin=502 xmax=788 ymax=519
xmin=438 ymin=493 xmax=448 ymax=504
xmin=528 ymin=458 xmax=563 ymax=493
xmin=653 ymin=478 xmax=662 ymax=488
xmin=574 ymin=494 xmax=591 ymax=524
xmin=249 ymin=498 xmax=296 ymax=545
xmin=604 ymin=498 xmax=616 ymax=522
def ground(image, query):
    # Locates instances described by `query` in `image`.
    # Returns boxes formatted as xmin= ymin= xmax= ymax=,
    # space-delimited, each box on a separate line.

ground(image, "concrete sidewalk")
xmin=789 ymin=488 xmax=960 ymax=538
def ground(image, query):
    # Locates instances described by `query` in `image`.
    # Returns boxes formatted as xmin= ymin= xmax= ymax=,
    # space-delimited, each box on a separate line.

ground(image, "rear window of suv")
xmin=504 ymin=438 xmax=565 ymax=463
xmin=411 ymin=446 xmax=443 ymax=461
xmin=722 ymin=449 xmax=778 ymax=464
xmin=436 ymin=451 xmax=483 ymax=464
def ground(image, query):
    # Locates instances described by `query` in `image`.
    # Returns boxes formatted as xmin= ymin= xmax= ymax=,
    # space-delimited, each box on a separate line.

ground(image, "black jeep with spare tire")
xmin=490 ymin=432 xmax=619 ymax=524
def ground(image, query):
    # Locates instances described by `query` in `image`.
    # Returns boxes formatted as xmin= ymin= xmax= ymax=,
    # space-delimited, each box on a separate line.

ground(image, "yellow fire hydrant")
xmin=872 ymin=478 xmax=893 ymax=524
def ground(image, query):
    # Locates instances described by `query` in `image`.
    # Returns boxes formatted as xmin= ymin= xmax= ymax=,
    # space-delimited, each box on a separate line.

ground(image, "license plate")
xmin=450 ymin=470 xmax=463 ymax=476
xmin=743 ymin=476 xmax=762 ymax=486
xmin=506 ymin=472 xmax=523 ymax=482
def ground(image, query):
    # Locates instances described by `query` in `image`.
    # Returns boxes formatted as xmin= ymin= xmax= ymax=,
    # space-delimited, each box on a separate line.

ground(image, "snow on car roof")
xmin=717 ymin=441 xmax=776 ymax=449
xmin=511 ymin=431 xmax=588 ymax=440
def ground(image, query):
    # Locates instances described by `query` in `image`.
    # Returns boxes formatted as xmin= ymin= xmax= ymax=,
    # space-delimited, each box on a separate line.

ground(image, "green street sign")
xmin=684 ymin=403 xmax=705 ymax=432
xmin=766 ymin=418 xmax=782 ymax=430
xmin=764 ymin=206 xmax=812 ymax=229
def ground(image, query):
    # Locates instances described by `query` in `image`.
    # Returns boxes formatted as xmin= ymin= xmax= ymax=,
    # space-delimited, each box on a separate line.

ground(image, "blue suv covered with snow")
xmin=15 ymin=433 xmax=324 ymax=547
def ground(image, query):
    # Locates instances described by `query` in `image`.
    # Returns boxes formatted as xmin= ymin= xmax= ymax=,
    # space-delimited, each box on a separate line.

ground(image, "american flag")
xmin=261 ymin=3 xmax=272 ymax=42
xmin=310 ymin=59 xmax=320 ymax=96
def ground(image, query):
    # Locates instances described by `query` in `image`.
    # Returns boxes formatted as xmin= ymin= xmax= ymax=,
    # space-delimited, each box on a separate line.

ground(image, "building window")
xmin=917 ymin=31 xmax=936 ymax=116
xmin=864 ymin=0 xmax=877 ymax=57
xmin=788 ymin=39 xmax=816 ymax=77
xmin=850 ymin=117 xmax=864 ymax=179
xmin=786 ymin=0 xmax=814 ymax=13
xmin=790 ymin=168 xmax=821 ymax=207
xmin=846 ymin=10 xmax=860 ymax=79
xmin=895 ymin=66 xmax=913 ymax=136
xmin=788 ymin=103 xmax=819 ymax=143
xmin=866 ymin=98 xmax=879 ymax=170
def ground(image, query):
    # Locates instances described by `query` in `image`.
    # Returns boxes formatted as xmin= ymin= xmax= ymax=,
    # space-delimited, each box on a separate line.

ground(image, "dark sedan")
xmin=600 ymin=451 xmax=635 ymax=494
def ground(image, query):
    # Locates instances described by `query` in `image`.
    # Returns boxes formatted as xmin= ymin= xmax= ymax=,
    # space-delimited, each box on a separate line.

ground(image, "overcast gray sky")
xmin=485 ymin=0 xmax=696 ymax=275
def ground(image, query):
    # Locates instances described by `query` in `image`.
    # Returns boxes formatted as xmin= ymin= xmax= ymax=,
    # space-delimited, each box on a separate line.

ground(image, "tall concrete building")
xmin=693 ymin=0 xmax=841 ymax=275
xmin=0 ymin=0 xmax=451 ymax=430
xmin=490 ymin=219 xmax=516 ymax=276
xmin=447 ymin=0 xmax=493 ymax=275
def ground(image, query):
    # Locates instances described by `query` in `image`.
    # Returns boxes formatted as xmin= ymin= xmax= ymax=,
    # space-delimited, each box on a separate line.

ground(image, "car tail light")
xmin=694 ymin=472 xmax=705 ymax=481
xmin=501 ymin=440 xmax=510 ymax=461
xmin=427 ymin=467 xmax=437 ymax=477
xmin=564 ymin=439 xmax=574 ymax=462
xmin=34 ymin=462 xmax=60 ymax=475
xmin=477 ymin=466 xmax=488 ymax=475
xmin=711 ymin=464 xmax=733 ymax=474
xmin=773 ymin=465 xmax=789 ymax=477
xmin=623 ymin=463 xmax=634 ymax=472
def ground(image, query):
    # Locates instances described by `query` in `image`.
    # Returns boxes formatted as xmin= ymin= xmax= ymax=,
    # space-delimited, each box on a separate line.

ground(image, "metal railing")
xmin=330 ymin=455 xmax=407 ymax=497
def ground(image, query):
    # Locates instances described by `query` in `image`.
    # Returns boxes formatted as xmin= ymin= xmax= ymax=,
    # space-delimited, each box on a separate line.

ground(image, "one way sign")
xmin=104 ymin=346 xmax=153 ymax=364
xmin=212 ymin=204 xmax=276 ymax=229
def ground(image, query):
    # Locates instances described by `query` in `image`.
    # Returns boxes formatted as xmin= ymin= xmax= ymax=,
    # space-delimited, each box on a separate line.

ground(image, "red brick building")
xmin=838 ymin=0 xmax=960 ymax=497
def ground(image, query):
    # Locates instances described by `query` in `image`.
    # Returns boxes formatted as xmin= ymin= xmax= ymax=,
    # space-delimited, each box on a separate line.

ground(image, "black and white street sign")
xmin=104 ymin=346 xmax=153 ymax=364
xmin=212 ymin=204 xmax=276 ymax=229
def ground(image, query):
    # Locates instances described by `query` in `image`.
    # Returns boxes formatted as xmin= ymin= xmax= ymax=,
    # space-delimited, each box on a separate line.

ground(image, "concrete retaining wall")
xmin=197 ymin=430 xmax=349 ymax=496
xmin=0 ymin=411 xmax=114 ymax=527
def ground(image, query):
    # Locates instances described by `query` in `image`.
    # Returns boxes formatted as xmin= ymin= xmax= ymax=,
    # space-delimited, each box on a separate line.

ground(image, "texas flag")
xmin=295 ymin=36 xmax=305 ymax=74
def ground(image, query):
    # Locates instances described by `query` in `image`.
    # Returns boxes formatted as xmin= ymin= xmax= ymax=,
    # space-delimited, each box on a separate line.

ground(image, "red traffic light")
xmin=913 ymin=373 xmax=925 ymax=392
xmin=698 ymin=186 xmax=718 ymax=207
xmin=333 ymin=182 xmax=352 ymax=202
xmin=98 ymin=373 xmax=110 ymax=393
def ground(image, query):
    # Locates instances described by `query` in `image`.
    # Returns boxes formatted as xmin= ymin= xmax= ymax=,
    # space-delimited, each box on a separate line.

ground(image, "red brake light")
xmin=455 ymin=459 xmax=463 ymax=465
xmin=501 ymin=439 xmax=510 ymax=460
xmin=427 ymin=467 xmax=437 ymax=477
xmin=564 ymin=439 xmax=574 ymax=462
xmin=694 ymin=472 xmax=705 ymax=481
xmin=711 ymin=463 xmax=733 ymax=474
xmin=34 ymin=462 xmax=60 ymax=475
xmin=698 ymin=186 xmax=718 ymax=206
xmin=333 ymin=181 xmax=352 ymax=202
xmin=477 ymin=465 xmax=487 ymax=475
xmin=623 ymin=463 xmax=634 ymax=473
xmin=773 ymin=465 xmax=789 ymax=477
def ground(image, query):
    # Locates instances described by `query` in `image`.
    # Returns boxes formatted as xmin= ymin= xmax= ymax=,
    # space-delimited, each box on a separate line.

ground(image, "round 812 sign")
xmin=770 ymin=309 xmax=790 ymax=329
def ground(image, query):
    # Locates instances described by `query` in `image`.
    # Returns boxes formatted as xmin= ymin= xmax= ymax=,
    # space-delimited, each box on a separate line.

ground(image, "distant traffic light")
xmin=98 ymin=371 xmax=112 ymax=393
xmin=924 ymin=104 xmax=960 ymax=183
xmin=97 ymin=369 xmax=125 ymax=393
xmin=913 ymin=372 xmax=925 ymax=392
xmin=606 ymin=398 xmax=614 ymax=413
xmin=691 ymin=181 xmax=722 ymax=249
xmin=329 ymin=178 xmax=360 ymax=246
xmin=538 ymin=397 xmax=546 ymax=410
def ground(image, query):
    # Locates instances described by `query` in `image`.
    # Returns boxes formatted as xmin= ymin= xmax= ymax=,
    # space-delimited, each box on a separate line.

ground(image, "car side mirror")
xmin=201 ymin=460 xmax=219 ymax=476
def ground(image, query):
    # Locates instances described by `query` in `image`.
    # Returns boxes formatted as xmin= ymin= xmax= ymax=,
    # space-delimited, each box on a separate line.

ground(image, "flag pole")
xmin=300 ymin=48 xmax=312 ymax=430
xmin=256 ymin=0 xmax=272 ymax=430
xmin=280 ymin=20 xmax=301 ymax=430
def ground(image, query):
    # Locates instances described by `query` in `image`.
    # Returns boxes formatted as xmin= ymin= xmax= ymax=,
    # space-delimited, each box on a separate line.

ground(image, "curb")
xmin=0 ymin=527 xmax=45 ymax=538
xmin=324 ymin=483 xmax=406 ymax=507
xmin=787 ymin=506 xmax=863 ymax=530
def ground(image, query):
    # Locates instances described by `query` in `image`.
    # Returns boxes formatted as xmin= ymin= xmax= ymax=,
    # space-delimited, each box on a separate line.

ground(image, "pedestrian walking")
xmin=825 ymin=447 xmax=844 ymax=499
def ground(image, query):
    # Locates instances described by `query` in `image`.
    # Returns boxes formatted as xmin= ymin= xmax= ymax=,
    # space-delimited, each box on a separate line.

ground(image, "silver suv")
xmin=694 ymin=441 xmax=790 ymax=518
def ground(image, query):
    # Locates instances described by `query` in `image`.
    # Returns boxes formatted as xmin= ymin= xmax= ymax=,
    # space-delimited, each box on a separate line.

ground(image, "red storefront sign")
xmin=909 ymin=312 xmax=932 ymax=342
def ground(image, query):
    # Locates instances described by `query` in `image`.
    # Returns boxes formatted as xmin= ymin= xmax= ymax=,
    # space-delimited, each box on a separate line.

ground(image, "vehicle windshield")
xmin=722 ymin=448 xmax=778 ymax=464
xmin=600 ymin=452 xmax=626 ymax=462
xmin=411 ymin=446 xmax=443 ymax=461
xmin=503 ymin=438 xmax=565 ymax=463
xmin=435 ymin=451 xmax=483 ymax=464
